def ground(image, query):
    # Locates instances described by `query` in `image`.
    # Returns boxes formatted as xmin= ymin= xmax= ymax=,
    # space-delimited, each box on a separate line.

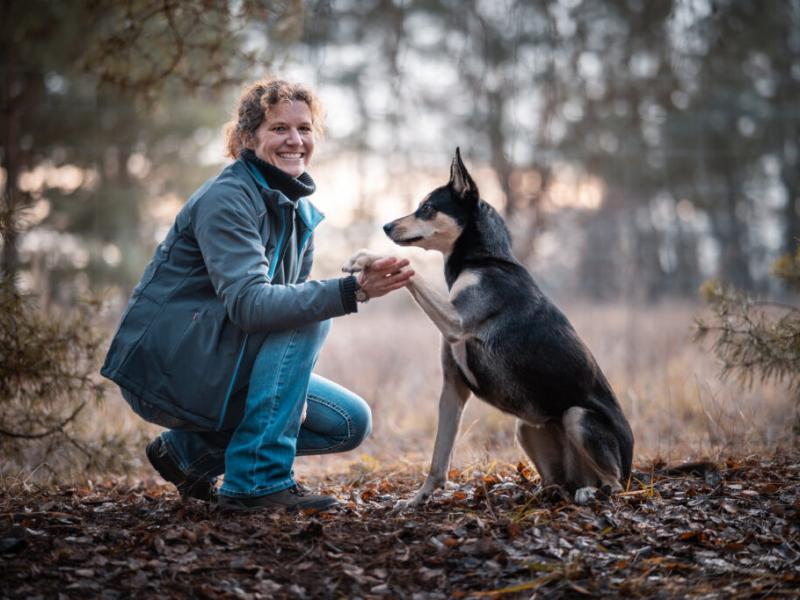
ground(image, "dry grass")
xmin=87 ymin=297 xmax=795 ymax=485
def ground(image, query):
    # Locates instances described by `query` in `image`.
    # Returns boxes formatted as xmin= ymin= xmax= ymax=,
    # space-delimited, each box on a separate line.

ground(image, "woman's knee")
xmin=304 ymin=375 xmax=372 ymax=452
xmin=348 ymin=396 xmax=372 ymax=446
xmin=331 ymin=394 xmax=372 ymax=452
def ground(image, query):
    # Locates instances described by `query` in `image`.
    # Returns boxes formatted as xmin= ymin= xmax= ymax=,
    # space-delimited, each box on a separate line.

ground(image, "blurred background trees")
xmin=4 ymin=0 xmax=799 ymax=303
xmin=2 ymin=0 xmax=799 ymax=477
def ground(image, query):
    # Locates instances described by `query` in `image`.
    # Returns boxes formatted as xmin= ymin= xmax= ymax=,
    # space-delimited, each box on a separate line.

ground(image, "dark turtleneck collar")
xmin=241 ymin=148 xmax=316 ymax=202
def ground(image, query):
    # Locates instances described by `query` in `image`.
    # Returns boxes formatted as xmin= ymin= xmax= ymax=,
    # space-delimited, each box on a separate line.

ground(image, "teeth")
xmin=279 ymin=153 xmax=303 ymax=159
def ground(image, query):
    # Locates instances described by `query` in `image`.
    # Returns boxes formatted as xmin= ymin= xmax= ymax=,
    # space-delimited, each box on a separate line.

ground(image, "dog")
xmin=343 ymin=148 xmax=634 ymax=508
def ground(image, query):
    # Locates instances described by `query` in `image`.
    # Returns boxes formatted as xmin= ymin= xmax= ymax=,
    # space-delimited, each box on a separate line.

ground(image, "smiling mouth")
xmin=278 ymin=153 xmax=304 ymax=160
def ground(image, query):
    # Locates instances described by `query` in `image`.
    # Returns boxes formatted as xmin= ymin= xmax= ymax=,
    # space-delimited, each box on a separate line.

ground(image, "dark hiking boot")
xmin=145 ymin=436 xmax=217 ymax=502
xmin=216 ymin=485 xmax=339 ymax=512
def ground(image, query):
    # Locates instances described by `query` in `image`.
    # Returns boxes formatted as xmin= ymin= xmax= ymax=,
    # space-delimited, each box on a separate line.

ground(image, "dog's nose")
xmin=383 ymin=222 xmax=395 ymax=235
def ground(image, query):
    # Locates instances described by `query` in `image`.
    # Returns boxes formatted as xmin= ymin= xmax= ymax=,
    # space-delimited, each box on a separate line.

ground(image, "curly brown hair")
xmin=223 ymin=78 xmax=325 ymax=159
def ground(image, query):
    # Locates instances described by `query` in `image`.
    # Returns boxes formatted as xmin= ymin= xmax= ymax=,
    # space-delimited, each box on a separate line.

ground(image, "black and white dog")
xmin=344 ymin=149 xmax=634 ymax=508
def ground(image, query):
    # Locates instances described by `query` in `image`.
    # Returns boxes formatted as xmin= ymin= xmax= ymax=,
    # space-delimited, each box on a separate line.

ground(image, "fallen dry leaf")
xmin=1 ymin=450 xmax=799 ymax=598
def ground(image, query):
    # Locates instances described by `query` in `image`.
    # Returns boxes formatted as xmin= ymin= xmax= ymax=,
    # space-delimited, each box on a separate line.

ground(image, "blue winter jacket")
xmin=101 ymin=157 xmax=356 ymax=430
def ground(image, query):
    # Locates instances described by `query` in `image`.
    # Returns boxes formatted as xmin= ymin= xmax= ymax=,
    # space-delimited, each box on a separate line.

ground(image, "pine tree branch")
xmin=752 ymin=300 xmax=800 ymax=313
xmin=0 ymin=402 xmax=86 ymax=439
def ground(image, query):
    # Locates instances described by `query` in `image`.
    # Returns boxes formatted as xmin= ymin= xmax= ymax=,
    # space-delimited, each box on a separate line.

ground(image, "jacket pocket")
xmin=159 ymin=303 xmax=244 ymax=421
xmin=102 ymin=294 xmax=160 ymax=376
xmin=163 ymin=309 xmax=202 ymax=374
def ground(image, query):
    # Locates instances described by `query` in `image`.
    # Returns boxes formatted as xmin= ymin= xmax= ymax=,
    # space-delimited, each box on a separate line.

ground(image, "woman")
xmin=101 ymin=78 xmax=413 ymax=511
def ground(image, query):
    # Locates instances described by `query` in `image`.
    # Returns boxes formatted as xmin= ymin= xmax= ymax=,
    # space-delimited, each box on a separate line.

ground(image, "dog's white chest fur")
xmin=448 ymin=270 xmax=481 ymax=302
xmin=448 ymin=271 xmax=481 ymax=388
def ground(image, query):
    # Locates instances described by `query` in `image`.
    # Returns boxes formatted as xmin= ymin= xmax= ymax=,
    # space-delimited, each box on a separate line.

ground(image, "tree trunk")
xmin=782 ymin=163 xmax=800 ymax=255
xmin=487 ymin=90 xmax=513 ymax=218
xmin=1 ymin=22 xmax=22 ymax=280
xmin=710 ymin=170 xmax=754 ymax=290
xmin=673 ymin=221 xmax=701 ymax=296
xmin=779 ymin=126 xmax=800 ymax=255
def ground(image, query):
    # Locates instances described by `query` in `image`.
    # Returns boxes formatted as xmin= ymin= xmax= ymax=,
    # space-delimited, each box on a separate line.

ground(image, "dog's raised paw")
xmin=341 ymin=249 xmax=382 ymax=274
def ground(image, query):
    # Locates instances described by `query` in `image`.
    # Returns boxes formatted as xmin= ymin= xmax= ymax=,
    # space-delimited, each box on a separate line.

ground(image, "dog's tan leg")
xmin=516 ymin=420 xmax=567 ymax=486
xmin=395 ymin=341 xmax=471 ymax=511
xmin=405 ymin=275 xmax=464 ymax=342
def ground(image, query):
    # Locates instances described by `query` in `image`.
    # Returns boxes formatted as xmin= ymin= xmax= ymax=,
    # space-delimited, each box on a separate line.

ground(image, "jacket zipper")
xmin=274 ymin=206 xmax=294 ymax=272
xmin=299 ymin=229 xmax=313 ymax=258
xmin=216 ymin=202 xmax=291 ymax=430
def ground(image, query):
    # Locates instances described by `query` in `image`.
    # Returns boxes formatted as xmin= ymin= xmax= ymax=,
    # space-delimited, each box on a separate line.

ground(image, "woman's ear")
xmin=449 ymin=147 xmax=479 ymax=202
xmin=242 ymin=131 xmax=254 ymax=151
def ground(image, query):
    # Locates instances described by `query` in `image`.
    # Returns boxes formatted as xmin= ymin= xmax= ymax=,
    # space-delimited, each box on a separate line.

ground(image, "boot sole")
xmin=215 ymin=497 xmax=340 ymax=513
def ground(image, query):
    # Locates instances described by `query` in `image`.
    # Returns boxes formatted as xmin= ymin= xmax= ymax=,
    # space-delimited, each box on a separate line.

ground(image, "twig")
xmin=0 ymin=402 xmax=86 ymax=439
xmin=480 ymin=479 xmax=497 ymax=520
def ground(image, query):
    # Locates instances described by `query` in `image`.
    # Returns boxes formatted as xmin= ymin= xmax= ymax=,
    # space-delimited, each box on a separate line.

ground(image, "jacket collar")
xmin=241 ymin=149 xmax=316 ymax=201
xmin=239 ymin=155 xmax=325 ymax=232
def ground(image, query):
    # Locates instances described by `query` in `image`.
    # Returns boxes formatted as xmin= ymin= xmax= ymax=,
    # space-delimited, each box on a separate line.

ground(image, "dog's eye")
xmin=418 ymin=204 xmax=434 ymax=217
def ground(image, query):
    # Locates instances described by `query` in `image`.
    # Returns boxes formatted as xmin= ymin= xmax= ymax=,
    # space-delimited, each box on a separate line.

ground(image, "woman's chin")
xmin=278 ymin=162 xmax=305 ymax=177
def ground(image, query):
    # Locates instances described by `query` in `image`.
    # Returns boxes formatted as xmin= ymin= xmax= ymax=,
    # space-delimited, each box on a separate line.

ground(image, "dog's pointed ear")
xmin=449 ymin=147 xmax=479 ymax=203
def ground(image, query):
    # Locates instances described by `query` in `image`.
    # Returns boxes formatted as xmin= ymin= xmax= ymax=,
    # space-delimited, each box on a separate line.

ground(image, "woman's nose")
xmin=286 ymin=129 xmax=302 ymax=144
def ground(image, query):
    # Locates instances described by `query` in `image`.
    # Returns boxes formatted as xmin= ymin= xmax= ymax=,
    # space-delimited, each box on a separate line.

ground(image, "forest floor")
xmin=2 ymin=450 xmax=799 ymax=599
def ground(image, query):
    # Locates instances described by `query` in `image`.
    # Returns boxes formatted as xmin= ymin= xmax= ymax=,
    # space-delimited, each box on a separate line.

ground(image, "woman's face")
xmin=248 ymin=100 xmax=315 ymax=177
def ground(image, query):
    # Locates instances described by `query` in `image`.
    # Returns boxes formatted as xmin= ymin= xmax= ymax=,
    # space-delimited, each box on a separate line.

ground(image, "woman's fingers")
xmin=377 ymin=269 xmax=414 ymax=289
xmin=382 ymin=275 xmax=414 ymax=292
xmin=369 ymin=257 xmax=410 ymax=274
xmin=356 ymin=257 xmax=414 ymax=299
xmin=369 ymin=269 xmax=413 ymax=289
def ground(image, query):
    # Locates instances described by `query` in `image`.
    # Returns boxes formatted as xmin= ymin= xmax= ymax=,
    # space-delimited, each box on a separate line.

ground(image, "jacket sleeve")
xmin=191 ymin=187 xmax=355 ymax=333
xmin=297 ymin=233 xmax=314 ymax=283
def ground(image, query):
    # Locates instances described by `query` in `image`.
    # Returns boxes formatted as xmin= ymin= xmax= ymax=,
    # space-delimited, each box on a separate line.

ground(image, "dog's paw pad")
xmin=574 ymin=486 xmax=598 ymax=505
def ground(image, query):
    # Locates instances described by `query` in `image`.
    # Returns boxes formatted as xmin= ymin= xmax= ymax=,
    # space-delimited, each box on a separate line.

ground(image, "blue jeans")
xmin=123 ymin=320 xmax=371 ymax=498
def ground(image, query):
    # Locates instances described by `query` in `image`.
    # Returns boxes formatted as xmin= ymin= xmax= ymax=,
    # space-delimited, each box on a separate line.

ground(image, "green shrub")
xmin=696 ymin=250 xmax=800 ymax=434
xmin=0 ymin=276 xmax=134 ymax=482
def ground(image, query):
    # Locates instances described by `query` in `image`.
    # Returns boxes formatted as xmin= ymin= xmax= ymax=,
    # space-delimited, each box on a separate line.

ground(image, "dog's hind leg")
xmin=516 ymin=420 xmax=567 ymax=487
xmin=562 ymin=407 xmax=624 ymax=504
xmin=395 ymin=342 xmax=471 ymax=511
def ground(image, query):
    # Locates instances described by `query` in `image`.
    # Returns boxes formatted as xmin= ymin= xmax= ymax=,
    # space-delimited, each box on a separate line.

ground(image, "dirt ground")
xmin=2 ymin=450 xmax=799 ymax=599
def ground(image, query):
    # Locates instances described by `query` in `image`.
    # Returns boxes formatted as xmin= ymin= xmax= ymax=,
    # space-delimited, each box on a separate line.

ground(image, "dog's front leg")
xmin=395 ymin=343 xmax=471 ymax=512
xmin=406 ymin=275 xmax=463 ymax=342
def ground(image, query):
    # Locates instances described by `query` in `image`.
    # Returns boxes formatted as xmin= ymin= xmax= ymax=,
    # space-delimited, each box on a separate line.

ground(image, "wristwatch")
xmin=355 ymin=281 xmax=369 ymax=303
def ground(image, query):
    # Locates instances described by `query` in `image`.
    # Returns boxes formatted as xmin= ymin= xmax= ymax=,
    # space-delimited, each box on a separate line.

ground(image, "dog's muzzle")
xmin=383 ymin=222 xmax=396 ymax=236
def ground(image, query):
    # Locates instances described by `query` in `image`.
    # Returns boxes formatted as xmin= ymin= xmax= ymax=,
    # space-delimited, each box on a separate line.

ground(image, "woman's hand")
xmin=356 ymin=257 xmax=414 ymax=300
